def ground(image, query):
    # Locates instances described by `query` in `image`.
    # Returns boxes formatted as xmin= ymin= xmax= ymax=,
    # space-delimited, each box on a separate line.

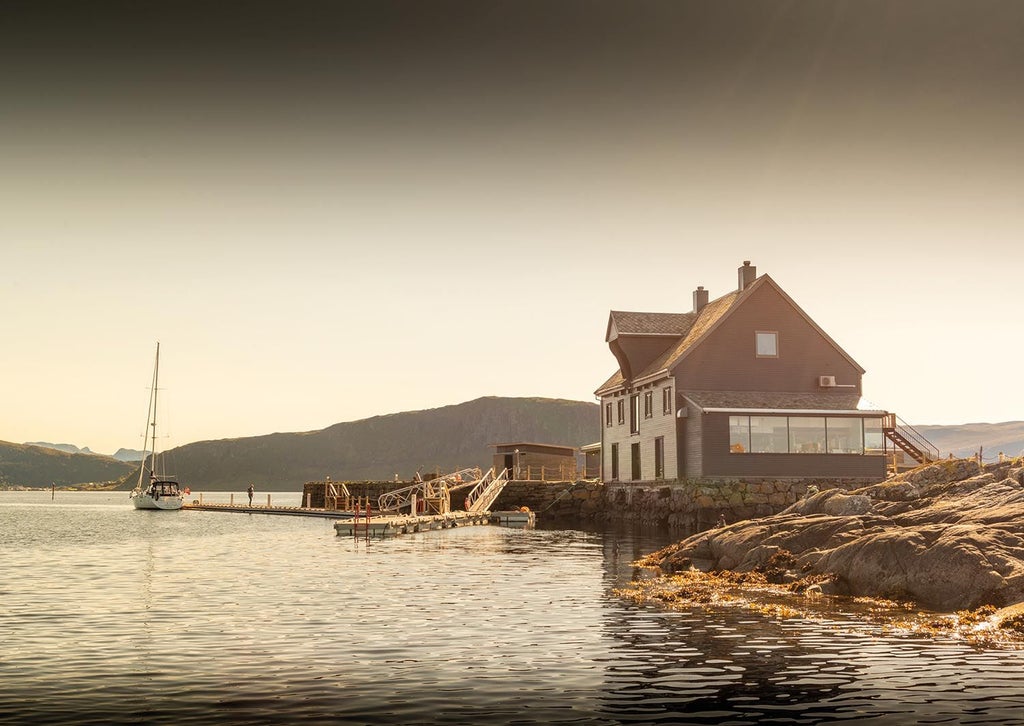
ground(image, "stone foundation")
xmin=301 ymin=477 xmax=878 ymax=536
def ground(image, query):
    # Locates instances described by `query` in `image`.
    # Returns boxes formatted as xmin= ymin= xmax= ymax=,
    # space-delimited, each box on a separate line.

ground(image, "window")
xmin=790 ymin=417 xmax=826 ymax=454
xmin=729 ymin=416 xmax=750 ymax=453
xmin=730 ymin=415 xmax=883 ymax=455
xmin=654 ymin=437 xmax=665 ymax=479
xmin=605 ymin=403 xmax=613 ymax=427
xmin=662 ymin=387 xmax=673 ymax=414
xmin=864 ymin=417 xmax=884 ymax=453
xmin=610 ymin=443 xmax=619 ymax=480
xmin=629 ymin=394 xmax=640 ymax=434
xmin=631 ymin=442 xmax=641 ymax=480
xmin=826 ymin=417 xmax=863 ymax=454
xmin=751 ymin=416 xmax=789 ymax=453
xmin=644 ymin=391 xmax=653 ymax=419
xmin=617 ymin=399 xmax=625 ymax=425
xmin=755 ymin=331 xmax=778 ymax=357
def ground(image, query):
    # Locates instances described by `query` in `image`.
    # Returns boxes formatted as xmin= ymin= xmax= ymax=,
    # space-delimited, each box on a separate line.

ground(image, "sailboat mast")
xmin=151 ymin=342 xmax=160 ymax=479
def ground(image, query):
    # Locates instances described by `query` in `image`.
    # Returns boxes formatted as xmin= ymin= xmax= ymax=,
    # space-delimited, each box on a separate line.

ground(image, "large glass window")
xmin=790 ymin=417 xmax=826 ymax=454
xmin=826 ymin=417 xmax=863 ymax=454
xmin=630 ymin=394 xmax=640 ymax=434
xmin=751 ymin=416 xmax=789 ymax=453
xmin=730 ymin=415 xmax=883 ymax=455
xmin=729 ymin=416 xmax=750 ymax=453
xmin=864 ymin=417 xmax=885 ymax=453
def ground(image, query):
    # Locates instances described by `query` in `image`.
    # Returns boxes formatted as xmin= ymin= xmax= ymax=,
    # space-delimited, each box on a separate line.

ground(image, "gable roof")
xmin=595 ymin=273 xmax=865 ymax=396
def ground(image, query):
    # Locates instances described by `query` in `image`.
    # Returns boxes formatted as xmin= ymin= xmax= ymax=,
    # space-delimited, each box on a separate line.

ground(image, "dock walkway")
xmin=181 ymin=502 xmax=536 ymax=535
xmin=182 ymin=502 xmax=354 ymax=519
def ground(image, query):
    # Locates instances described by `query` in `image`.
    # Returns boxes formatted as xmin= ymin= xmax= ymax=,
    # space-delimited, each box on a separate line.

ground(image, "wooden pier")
xmin=182 ymin=502 xmax=355 ymax=519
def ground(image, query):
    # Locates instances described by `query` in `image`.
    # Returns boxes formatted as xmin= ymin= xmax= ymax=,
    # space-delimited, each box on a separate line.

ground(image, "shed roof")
xmin=682 ymin=390 xmax=886 ymax=414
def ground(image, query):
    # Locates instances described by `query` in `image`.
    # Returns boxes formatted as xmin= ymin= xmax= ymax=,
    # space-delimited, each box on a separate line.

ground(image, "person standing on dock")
xmin=247 ymin=483 xmax=254 ymax=506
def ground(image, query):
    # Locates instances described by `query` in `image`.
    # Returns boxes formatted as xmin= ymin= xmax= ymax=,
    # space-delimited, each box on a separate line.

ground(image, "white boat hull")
xmin=131 ymin=492 xmax=184 ymax=510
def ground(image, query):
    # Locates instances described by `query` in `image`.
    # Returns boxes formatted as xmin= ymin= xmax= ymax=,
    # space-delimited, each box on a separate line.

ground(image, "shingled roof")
xmin=682 ymin=390 xmax=885 ymax=413
xmin=607 ymin=311 xmax=696 ymax=339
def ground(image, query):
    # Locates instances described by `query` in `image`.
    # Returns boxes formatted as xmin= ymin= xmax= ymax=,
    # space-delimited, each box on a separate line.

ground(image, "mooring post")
xmin=230 ymin=493 xmax=234 ymax=506
xmin=267 ymin=493 xmax=271 ymax=507
xmin=305 ymin=491 xmax=311 ymax=509
xmin=199 ymin=492 xmax=204 ymax=505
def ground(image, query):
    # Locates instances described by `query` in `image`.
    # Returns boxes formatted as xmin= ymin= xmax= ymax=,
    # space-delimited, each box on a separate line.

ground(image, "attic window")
xmin=755 ymin=331 xmax=778 ymax=358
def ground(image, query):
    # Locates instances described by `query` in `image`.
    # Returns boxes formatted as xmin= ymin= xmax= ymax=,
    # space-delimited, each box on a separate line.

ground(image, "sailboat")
xmin=130 ymin=342 xmax=186 ymax=510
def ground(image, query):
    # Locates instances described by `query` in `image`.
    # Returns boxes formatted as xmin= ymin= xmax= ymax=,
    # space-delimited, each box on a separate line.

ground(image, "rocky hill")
xmin=0 ymin=442 xmax=136 ymax=488
xmin=112 ymin=396 xmax=599 ymax=492
xmin=641 ymin=457 xmax=1024 ymax=614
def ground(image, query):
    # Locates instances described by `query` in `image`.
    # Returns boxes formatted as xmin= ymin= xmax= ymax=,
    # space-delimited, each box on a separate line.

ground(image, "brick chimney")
xmin=693 ymin=285 xmax=709 ymax=313
xmin=738 ymin=260 xmax=757 ymax=290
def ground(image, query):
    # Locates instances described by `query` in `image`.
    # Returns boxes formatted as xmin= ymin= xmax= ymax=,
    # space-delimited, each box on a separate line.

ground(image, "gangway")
xmin=464 ymin=467 xmax=510 ymax=514
xmin=377 ymin=467 xmax=483 ymax=515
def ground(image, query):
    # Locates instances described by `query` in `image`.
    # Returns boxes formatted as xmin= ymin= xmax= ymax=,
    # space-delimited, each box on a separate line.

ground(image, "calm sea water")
xmin=3 ymin=491 xmax=1024 ymax=726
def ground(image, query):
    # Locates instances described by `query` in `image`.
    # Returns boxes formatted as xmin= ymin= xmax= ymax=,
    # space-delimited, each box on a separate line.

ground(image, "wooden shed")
xmin=491 ymin=442 xmax=580 ymax=482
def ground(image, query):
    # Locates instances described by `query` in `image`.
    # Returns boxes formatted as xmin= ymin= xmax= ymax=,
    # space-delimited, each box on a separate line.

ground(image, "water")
xmin=3 ymin=491 xmax=1024 ymax=725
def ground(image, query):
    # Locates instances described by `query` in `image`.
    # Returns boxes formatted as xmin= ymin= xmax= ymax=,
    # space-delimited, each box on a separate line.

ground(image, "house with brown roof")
xmin=595 ymin=261 xmax=934 ymax=483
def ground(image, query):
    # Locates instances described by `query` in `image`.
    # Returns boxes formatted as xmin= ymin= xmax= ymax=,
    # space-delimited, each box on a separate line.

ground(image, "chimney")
xmin=738 ymin=260 xmax=756 ymax=290
xmin=692 ymin=285 xmax=709 ymax=313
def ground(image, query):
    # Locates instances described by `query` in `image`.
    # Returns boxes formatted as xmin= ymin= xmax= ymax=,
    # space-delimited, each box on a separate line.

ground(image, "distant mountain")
xmin=115 ymin=396 xmax=600 ymax=491
xmin=111 ymin=448 xmax=145 ymax=463
xmin=25 ymin=441 xmax=94 ymax=455
xmin=0 ymin=442 xmax=137 ymax=488
xmin=915 ymin=421 xmax=1024 ymax=461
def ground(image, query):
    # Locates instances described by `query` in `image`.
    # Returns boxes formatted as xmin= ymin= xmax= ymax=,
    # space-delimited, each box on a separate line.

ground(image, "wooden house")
xmin=594 ymin=261 xmax=930 ymax=483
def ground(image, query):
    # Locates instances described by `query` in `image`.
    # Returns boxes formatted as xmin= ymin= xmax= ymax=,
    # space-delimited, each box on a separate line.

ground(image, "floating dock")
xmin=335 ymin=509 xmax=536 ymax=537
xmin=335 ymin=510 xmax=489 ymax=537
xmin=181 ymin=502 xmax=536 ymax=535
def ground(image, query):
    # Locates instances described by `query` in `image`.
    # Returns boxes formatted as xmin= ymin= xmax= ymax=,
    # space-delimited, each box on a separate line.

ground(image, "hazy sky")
xmin=2 ymin=1 xmax=1022 ymax=454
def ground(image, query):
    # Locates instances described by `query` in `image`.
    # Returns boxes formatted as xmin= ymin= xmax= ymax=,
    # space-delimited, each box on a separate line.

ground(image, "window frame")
xmin=662 ymin=387 xmax=673 ymax=415
xmin=643 ymin=391 xmax=654 ymax=419
xmin=755 ymin=330 xmax=779 ymax=358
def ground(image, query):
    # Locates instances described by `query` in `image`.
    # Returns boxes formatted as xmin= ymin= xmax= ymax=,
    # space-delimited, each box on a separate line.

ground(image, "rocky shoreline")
xmin=630 ymin=458 xmax=1024 ymax=637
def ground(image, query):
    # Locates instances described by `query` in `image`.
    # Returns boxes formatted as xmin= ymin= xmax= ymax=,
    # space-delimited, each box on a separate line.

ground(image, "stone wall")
xmin=301 ymin=477 xmax=876 ymax=535
xmin=602 ymin=478 xmax=873 ymax=532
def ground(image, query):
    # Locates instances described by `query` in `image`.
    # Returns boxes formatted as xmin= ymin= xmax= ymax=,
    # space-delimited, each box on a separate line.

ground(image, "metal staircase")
xmin=464 ymin=467 xmax=510 ymax=514
xmin=882 ymin=413 xmax=939 ymax=465
xmin=377 ymin=467 xmax=483 ymax=514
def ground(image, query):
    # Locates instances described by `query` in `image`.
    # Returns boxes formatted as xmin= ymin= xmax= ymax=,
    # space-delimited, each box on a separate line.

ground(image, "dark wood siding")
xmin=700 ymin=413 xmax=886 ymax=479
xmin=675 ymin=282 xmax=862 ymax=394
xmin=616 ymin=336 xmax=677 ymax=382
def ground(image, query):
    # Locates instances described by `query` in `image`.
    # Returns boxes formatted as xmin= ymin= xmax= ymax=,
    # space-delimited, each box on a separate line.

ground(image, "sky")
xmin=2 ymin=0 xmax=1022 ymax=455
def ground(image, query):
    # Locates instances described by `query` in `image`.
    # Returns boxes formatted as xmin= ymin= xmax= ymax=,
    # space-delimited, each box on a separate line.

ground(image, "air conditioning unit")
xmin=819 ymin=375 xmax=837 ymax=388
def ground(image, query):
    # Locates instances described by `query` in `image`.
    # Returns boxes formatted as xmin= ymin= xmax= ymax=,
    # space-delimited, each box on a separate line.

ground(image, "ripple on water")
xmin=4 ymin=492 xmax=1024 ymax=725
